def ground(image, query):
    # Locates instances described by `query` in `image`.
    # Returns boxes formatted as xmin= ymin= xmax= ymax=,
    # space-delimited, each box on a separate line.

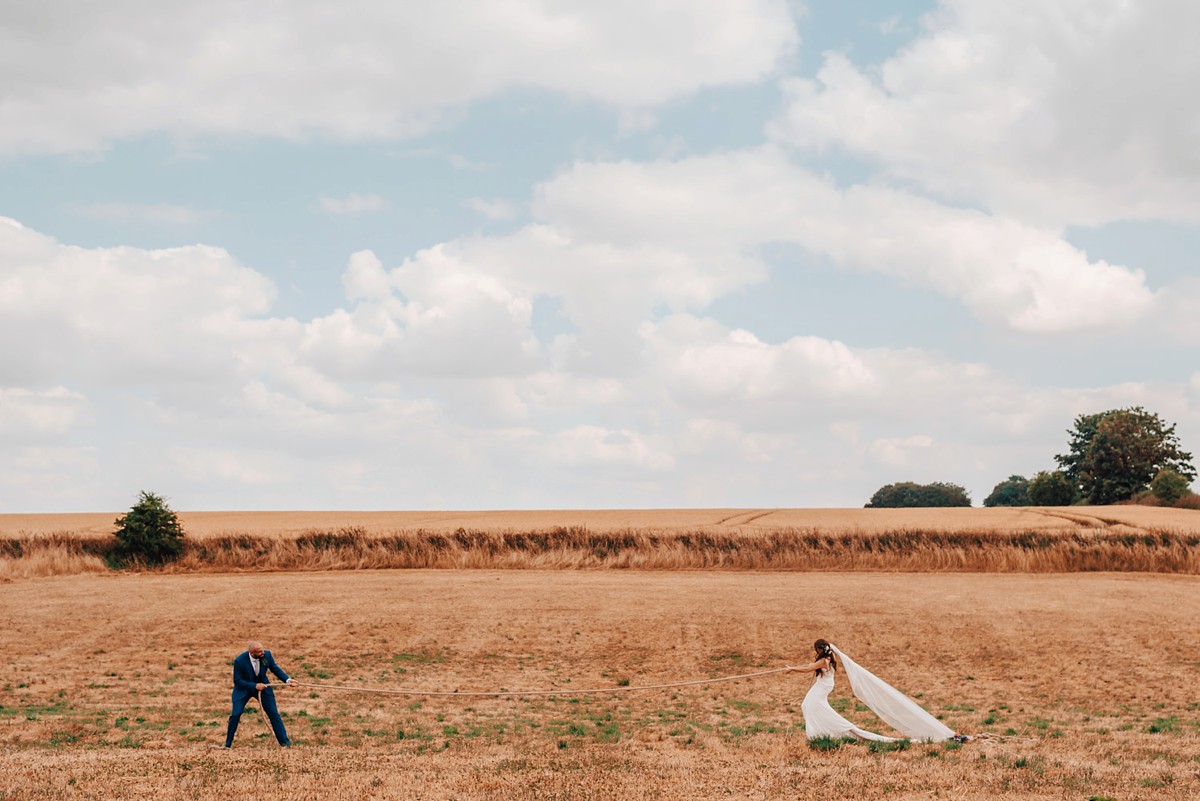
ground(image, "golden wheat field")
xmin=2 ymin=567 xmax=1199 ymax=800
xmin=5 ymin=505 xmax=1200 ymax=539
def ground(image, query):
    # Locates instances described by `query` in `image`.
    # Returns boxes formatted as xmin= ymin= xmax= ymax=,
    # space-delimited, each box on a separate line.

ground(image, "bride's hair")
xmin=813 ymin=639 xmax=836 ymax=676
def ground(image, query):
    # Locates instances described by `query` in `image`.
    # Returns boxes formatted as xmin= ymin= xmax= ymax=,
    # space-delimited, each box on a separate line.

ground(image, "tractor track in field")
xmin=1024 ymin=507 xmax=1150 ymax=532
xmin=712 ymin=509 xmax=781 ymax=527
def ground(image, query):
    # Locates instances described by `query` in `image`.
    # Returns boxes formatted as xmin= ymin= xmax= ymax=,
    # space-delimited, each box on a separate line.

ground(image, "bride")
xmin=787 ymin=639 xmax=961 ymax=743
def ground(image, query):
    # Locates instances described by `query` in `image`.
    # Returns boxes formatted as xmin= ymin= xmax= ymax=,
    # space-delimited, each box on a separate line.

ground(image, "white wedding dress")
xmin=802 ymin=666 xmax=899 ymax=741
xmin=801 ymin=645 xmax=956 ymax=743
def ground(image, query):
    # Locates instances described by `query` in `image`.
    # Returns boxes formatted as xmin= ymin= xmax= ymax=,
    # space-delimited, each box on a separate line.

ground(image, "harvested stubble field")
xmin=2 ymin=569 xmax=1199 ymax=800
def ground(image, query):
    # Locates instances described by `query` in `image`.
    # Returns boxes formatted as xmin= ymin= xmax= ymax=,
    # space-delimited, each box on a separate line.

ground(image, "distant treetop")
xmin=983 ymin=475 xmax=1030 ymax=507
xmin=1055 ymin=407 xmax=1195 ymax=504
xmin=865 ymin=481 xmax=971 ymax=508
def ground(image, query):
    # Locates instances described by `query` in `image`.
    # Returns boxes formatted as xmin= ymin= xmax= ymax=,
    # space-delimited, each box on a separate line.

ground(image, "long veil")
xmin=830 ymin=644 xmax=955 ymax=742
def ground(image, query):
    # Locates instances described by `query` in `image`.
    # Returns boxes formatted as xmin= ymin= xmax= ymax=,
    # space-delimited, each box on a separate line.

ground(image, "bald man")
xmin=224 ymin=641 xmax=294 ymax=748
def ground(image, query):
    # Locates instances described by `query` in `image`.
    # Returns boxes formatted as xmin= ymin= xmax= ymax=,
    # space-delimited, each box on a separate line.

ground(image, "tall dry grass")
xmin=0 ymin=533 xmax=109 ymax=580
xmin=189 ymin=525 xmax=1200 ymax=572
xmin=5 ymin=525 xmax=1198 ymax=576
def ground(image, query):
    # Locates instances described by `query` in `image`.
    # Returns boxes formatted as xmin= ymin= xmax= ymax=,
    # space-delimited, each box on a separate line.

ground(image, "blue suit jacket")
xmin=231 ymin=650 xmax=291 ymax=703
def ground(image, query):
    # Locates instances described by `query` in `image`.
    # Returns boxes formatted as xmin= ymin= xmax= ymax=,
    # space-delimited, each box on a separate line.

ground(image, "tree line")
xmin=867 ymin=407 xmax=1197 ymax=508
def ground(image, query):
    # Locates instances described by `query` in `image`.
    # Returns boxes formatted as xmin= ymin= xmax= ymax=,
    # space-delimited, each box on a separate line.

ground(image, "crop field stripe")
xmin=8 ymin=517 xmax=1200 ymax=578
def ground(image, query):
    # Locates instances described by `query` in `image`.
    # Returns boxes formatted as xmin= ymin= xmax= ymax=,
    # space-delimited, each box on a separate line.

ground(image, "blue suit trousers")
xmin=225 ymin=687 xmax=289 ymax=746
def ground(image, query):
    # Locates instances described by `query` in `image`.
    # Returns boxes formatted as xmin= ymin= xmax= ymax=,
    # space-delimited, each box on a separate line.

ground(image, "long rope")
xmin=285 ymin=666 xmax=792 ymax=698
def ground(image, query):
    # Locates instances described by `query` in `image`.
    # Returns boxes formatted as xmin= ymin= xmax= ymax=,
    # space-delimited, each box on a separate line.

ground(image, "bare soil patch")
xmin=1 ymin=570 xmax=1197 ymax=799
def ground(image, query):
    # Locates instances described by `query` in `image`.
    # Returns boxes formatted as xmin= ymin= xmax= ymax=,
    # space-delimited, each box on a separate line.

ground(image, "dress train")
xmin=801 ymin=645 xmax=956 ymax=743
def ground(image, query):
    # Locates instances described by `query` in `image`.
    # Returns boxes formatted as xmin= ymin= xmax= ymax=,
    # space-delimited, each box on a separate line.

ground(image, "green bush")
xmin=1150 ymin=468 xmax=1190 ymax=506
xmin=112 ymin=491 xmax=186 ymax=565
xmin=1027 ymin=471 xmax=1075 ymax=506
xmin=865 ymin=481 xmax=971 ymax=508
xmin=983 ymin=475 xmax=1030 ymax=507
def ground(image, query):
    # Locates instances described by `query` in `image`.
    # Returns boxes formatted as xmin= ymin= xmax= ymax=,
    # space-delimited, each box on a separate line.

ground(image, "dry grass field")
xmin=2 ymin=569 xmax=1198 ymax=800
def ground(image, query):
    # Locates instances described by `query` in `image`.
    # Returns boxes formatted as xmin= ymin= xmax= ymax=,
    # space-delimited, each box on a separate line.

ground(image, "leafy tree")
xmin=983 ymin=475 xmax=1030 ymax=507
xmin=113 ymin=491 xmax=186 ymax=565
xmin=1055 ymin=407 xmax=1196 ymax=504
xmin=1027 ymin=471 xmax=1075 ymax=506
xmin=865 ymin=481 xmax=971 ymax=508
xmin=1150 ymin=468 xmax=1191 ymax=506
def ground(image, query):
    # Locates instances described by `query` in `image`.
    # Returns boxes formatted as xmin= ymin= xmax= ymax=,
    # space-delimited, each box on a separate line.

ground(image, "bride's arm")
xmin=785 ymin=658 xmax=828 ymax=674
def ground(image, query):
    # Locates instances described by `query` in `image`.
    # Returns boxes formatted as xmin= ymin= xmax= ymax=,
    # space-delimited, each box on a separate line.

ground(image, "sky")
xmin=2 ymin=0 xmax=1199 ymax=513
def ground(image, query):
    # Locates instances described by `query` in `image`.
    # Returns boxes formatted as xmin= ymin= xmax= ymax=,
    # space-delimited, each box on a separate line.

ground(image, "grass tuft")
xmin=867 ymin=738 xmax=910 ymax=753
xmin=808 ymin=735 xmax=853 ymax=751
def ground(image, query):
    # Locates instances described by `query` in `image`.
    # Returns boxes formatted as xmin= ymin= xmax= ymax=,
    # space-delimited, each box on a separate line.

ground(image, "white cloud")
xmin=517 ymin=373 xmax=628 ymax=411
xmin=0 ymin=387 xmax=89 ymax=440
xmin=465 ymin=197 xmax=521 ymax=221
xmin=0 ymin=0 xmax=798 ymax=155
xmin=0 ymin=201 xmax=1194 ymax=510
xmin=0 ymin=447 xmax=102 ymax=512
xmin=5 ymin=2 xmax=1198 ymax=514
xmin=341 ymin=250 xmax=393 ymax=301
xmin=829 ymin=421 xmax=862 ymax=444
xmin=822 ymin=184 xmax=1155 ymax=333
xmin=636 ymin=312 xmax=1016 ymax=440
xmin=0 ymin=217 xmax=276 ymax=386
xmin=533 ymin=149 xmax=1155 ymax=333
xmin=645 ymin=317 xmax=877 ymax=407
xmin=10 ymin=446 xmax=98 ymax=473
xmin=302 ymin=245 xmax=543 ymax=380
xmin=543 ymin=425 xmax=675 ymax=472
xmin=304 ymin=223 xmax=767 ymax=382
xmin=869 ymin=435 xmax=934 ymax=468
xmin=169 ymin=446 xmax=295 ymax=485
xmin=678 ymin=418 xmax=790 ymax=463
xmin=318 ymin=193 xmax=386 ymax=216
xmin=769 ymin=0 xmax=1200 ymax=226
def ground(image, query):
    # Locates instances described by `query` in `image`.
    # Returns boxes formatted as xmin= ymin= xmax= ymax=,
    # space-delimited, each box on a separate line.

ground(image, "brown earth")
xmin=1 ymin=570 xmax=1197 ymax=799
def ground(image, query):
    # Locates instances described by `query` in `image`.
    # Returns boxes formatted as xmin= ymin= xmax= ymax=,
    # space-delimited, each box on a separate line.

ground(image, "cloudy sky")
xmin=2 ymin=0 xmax=1198 ymax=513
